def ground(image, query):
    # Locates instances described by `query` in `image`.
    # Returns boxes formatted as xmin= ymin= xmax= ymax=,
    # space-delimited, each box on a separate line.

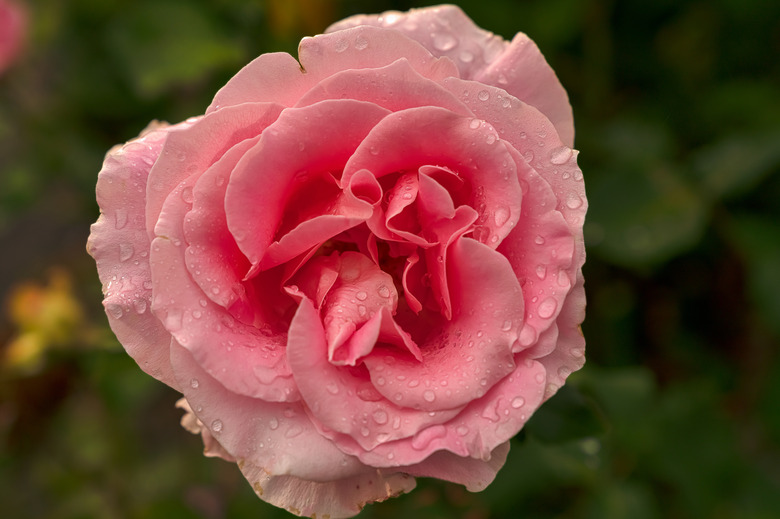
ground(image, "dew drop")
xmin=459 ymin=50 xmax=474 ymax=62
xmin=518 ymin=325 xmax=537 ymax=347
xmin=181 ymin=186 xmax=194 ymax=204
xmin=477 ymin=90 xmax=490 ymax=101
xmin=326 ymin=382 xmax=339 ymax=395
xmin=486 ymin=133 xmax=497 ymax=145
xmin=538 ymin=297 xmax=558 ymax=319
xmin=534 ymin=235 xmax=545 ymax=245
xmin=106 ymin=304 xmax=124 ymax=319
xmin=469 ymin=118 xmax=481 ymax=130
xmin=114 ymin=209 xmax=128 ymax=229
xmin=133 ymin=299 xmax=147 ymax=314
xmin=355 ymin=290 xmax=368 ymax=301
xmin=456 ymin=425 xmax=469 ymax=436
xmin=285 ymin=425 xmax=303 ymax=438
xmin=211 ymin=419 xmax=223 ymax=433
xmin=357 ymin=305 xmax=367 ymax=317
xmin=535 ymin=372 xmax=545 ymax=384
xmin=119 ymin=243 xmax=134 ymax=262
xmin=372 ymin=409 xmax=388 ymax=424
xmin=354 ymin=36 xmax=369 ymax=50
xmin=269 ymin=418 xmax=279 ymax=430
xmin=493 ymin=206 xmax=510 ymax=227
xmin=423 ymin=390 xmax=436 ymax=402
xmin=190 ymin=378 xmax=199 ymax=389
xmin=565 ymin=192 xmax=583 ymax=209
xmin=501 ymin=320 xmax=512 ymax=332
xmin=377 ymin=285 xmax=391 ymax=298
xmin=334 ymin=39 xmax=349 ymax=53
xmin=432 ymin=32 xmax=457 ymax=51
xmin=511 ymin=396 xmax=526 ymax=408
xmin=550 ymin=145 xmax=573 ymax=165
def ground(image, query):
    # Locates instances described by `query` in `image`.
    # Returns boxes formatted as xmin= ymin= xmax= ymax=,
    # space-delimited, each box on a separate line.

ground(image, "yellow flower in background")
xmin=3 ymin=268 xmax=83 ymax=372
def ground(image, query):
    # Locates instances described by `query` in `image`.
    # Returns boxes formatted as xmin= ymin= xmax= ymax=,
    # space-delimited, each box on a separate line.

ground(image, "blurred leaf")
xmin=583 ymin=481 xmax=660 ymax=519
xmin=526 ymin=383 xmax=606 ymax=443
xmin=725 ymin=214 xmax=780 ymax=337
xmin=690 ymin=130 xmax=780 ymax=200
xmin=106 ymin=0 xmax=242 ymax=97
xmin=586 ymin=163 xmax=709 ymax=269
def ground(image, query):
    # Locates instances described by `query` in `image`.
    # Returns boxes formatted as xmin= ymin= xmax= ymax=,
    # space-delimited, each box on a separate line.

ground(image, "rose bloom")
xmin=0 ymin=0 xmax=26 ymax=74
xmin=88 ymin=5 xmax=586 ymax=518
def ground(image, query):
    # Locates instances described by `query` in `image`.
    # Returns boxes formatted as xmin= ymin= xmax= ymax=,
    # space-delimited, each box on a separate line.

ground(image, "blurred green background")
xmin=1 ymin=0 xmax=779 ymax=517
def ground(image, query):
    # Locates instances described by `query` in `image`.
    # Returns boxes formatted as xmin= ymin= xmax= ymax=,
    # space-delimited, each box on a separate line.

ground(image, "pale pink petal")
xmin=170 ymin=341 xmax=352 ymax=480
xmin=286 ymin=297 xmax=462 ymax=453
xmin=206 ymin=52 xmax=316 ymax=112
xmin=87 ymin=123 xmax=181 ymax=389
xmin=299 ymin=25 xmax=459 ymax=83
xmin=363 ymin=238 xmax=522 ymax=413
xmin=146 ymin=103 xmax=283 ymax=239
xmin=476 ymin=33 xmax=574 ymax=147
xmin=534 ymin=272 xmax=587 ymax=400
xmin=295 ymin=58 xmax=470 ymax=115
xmin=403 ymin=441 xmax=510 ymax=491
xmin=332 ymin=356 xmax=546 ymax=468
xmin=328 ymin=5 xmax=574 ymax=146
xmin=441 ymin=78 xmax=586 ymax=230
xmin=225 ymin=100 xmax=391 ymax=271
xmin=151 ymin=167 xmax=298 ymax=402
xmin=240 ymin=462 xmax=415 ymax=519
xmin=343 ymin=106 xmax=522 ymax=248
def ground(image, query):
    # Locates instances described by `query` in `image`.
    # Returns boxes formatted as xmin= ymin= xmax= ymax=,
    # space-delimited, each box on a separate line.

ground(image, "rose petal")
xmin=326 ymin=5 xmax=507 ymax=82
xmin=364 ymin=238 xmax=522 ymax=412
xmin=225 ymin=100 xmax=391 ymax=273
xmin=333 ymin=356 xmax=546 ymax=468
xmin=328 ymin=5 xmax=574 ymax=146
xmin=146 ymin=103 xmax=283 ymax=239
xmin=296 ymin=58 xmax=470 ymax=115
xmin=152 ymin=164 xmax=298 ymax=402
xmin=88 ymin=122 xmax=180 ymax=389
xmin=403 ymin=441 xmax=510 ymax=491
xmin=299 ymin=25 xmax=459 ymax=83
xmin=286 ymin=297 xmax=461 ymax=452
xmin=343 ymin=106 xmax=522 ymax=248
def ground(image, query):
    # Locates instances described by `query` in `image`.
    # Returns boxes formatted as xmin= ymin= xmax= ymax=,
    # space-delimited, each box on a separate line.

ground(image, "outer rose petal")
xmin=327 ymin=4 xmax=574 ymax=145
xmin=171 ymin=342 xmax=416 ymax=519
xmin=88 ymin=122 xmax=184 ymax=389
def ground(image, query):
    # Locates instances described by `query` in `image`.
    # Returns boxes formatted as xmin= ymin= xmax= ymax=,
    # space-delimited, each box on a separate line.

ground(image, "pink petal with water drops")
xmin=88 ymin=122 xmax=181 ymax=389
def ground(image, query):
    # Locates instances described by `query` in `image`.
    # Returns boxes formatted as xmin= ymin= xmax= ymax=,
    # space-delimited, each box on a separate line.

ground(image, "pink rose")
xmin=0 ymin=0 xmax=26 ymax=74
xmin=88 ymin=5 xmax=586 ymax=518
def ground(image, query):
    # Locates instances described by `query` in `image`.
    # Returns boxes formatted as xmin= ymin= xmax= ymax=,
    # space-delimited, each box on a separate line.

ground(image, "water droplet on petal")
xmin=119 ymin=243 xmax=134 ymax=262
xmin=107 ymin=303 xmax=124 ymax=319
xmin=550 ymin=145 xmax=573 ymax=165
xmin=511 ymin=396 xmax=525 ymax=408
xmin=114 ymin=209 xmax=128 ymax=229
xmin=326 ymin=382 xmax=339 ymax=395
xmin=190 ymin=378 xmax=199 ymax=389
xmin=372 ymin=409 xmax=388 ymax=424
xmin=565 ymin=192 xmax=584 ymax=209
xmin=269 ymin=417 xmax=279 ymax=430
xmin=377 ymin=285 xmax=391 ymax=298
xmin=334 ymin=39 xmax=349 ymax=53
xmin=501 ymin=320 xmax=512 ymax=331
xmin=354 ymin=36 xmax=369 ymax=50
xmin=518 ymin=325 xmax=537 ymax=347
xmin=181 ymin=186 xmax=194 ymax=204
xmin=133 ymin=299 xmax=147 ymax=314
xmin=534 ymin=235 xmax=545 ymax=245
xmin=538 ymin=297 xmax=558 ymax=319
xmin=432 ymin=32 xmax=457 ymax=51
xmin=423 ymin=390 xmax=436 ymax=402
xmin=456 ymin=425 xmax=469 ymax=436
xmin=459 ymin=50 xmax=474 ymax=62
xmin=211 ymin=419 xmax=223 ymax=433
xmin=494 ymin=206 xmax=510 ymax=227
xmin=477 ymin=90 xmax=490 ymax=101
xmin=469 ymin=118 xmax=481 ymax=130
